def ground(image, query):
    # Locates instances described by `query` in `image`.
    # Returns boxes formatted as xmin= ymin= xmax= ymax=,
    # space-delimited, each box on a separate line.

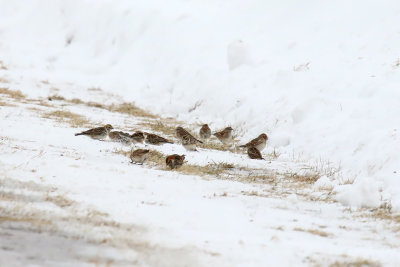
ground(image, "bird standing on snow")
xmin=109 ymin=131 xmax=133 ymax=145
xmin=247 ymin=147 xmax=264 ymax=160
xmin=176 ymin=127 xmax=191 ymax=140
xmin=166 ymin=154 xmax=185 ymax=169
xmin=213 ymin=127 xmax=233 ymax=144
xmin=74 ymin=124 xmax=113 ymax=140
xmin=145 ymin=133 xmax=173 ymax=145
xmin=130 ymin=149 xmax=150 ymax=164
xmin=199 ymin=124 xmax=211 ymax=139
xmin=130 ymin=131 xmax=145 ymax=144
xmin=176 ymin=127 xmax=203 ymax=151
xmin=239 ymin=133 xmax=268 ymax=151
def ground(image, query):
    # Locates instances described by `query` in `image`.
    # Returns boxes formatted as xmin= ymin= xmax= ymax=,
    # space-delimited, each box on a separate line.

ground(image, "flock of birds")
xmin=75 ymin=123 xmax=268 ymax=169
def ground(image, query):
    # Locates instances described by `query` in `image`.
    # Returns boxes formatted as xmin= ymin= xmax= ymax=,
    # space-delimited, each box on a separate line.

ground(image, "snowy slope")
xmin=0 ymin=0 xmax=399 ymax=211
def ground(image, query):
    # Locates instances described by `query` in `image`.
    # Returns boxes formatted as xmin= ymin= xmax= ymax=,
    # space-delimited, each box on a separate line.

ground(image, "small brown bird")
xmin=145 ymin=133 xmax=173 ymax=145
xmin=109 ymin=131 xmax=132 ymax=145
xmin=176 ymin=127 xmax=203 ymax=151
xmin=182 ymin=135 xmax=201 ymax=151
xmin=213 ymin=127 xmax=233 ymax=144
xmin=131 ymin=131 xmax=145 ymax=144
xmin=75 ymin=124 xmax=113 ymax=140
xmin=239 ymin=133 xmax=268 ymax=151
xmin=130 ymin=149 xmax=150 ymax=164
xmin=199 ymin=124 xmax=211 ymax=139
xmin=247 ymin=147 xmax=264 ymax=160
xmin=166 ymin=154 xmax=185 ymax=169
xmin=176 ymin=126 xmax=191 ymax=140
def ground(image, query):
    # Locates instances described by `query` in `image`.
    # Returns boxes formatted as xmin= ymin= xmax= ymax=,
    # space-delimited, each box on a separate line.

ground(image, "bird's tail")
xmin=75 ymin=133 xmax=84 ymax=136
xmin=239 ymin=144 xmax=247 ymax=148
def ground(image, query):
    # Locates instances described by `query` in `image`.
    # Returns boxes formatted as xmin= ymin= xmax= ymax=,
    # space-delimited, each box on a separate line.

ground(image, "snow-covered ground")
xmin=1 ymin=0 xmax=400 ymax=265
xmin=1 ymin=84 xmax=399 ymax=266
xmin=1 ymin=0 xmax=399 ymax=210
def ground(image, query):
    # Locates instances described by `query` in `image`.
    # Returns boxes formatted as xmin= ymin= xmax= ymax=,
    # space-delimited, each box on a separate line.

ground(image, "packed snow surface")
xmin=1 ymin=0 xmax=400 ymax=209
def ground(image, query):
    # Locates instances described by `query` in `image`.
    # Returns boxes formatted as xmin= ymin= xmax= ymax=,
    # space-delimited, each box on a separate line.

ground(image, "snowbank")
xmin=1 ymin=0 xmax=399 ymax=209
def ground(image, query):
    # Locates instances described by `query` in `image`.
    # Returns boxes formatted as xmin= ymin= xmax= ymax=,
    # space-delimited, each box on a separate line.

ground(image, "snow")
xmin=313 ymin=175 xmax=334 ymax=191
xmin=0 ymin=0 xmax=398 ymax=210
xmin=1 ymin=95 xmax=400 ymax=266
xmin=335 ymin=178 xmax=382 ymax=209
xmin=1 ymin=0 xmax=400 ymax=265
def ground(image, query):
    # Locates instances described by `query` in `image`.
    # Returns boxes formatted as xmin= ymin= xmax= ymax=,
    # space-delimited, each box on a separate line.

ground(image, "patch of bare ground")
xmin=178 ymin=162 xmax=234 ymax=177
xmin=108 ymin=102 xmax=156 ymax=118
xmin=236 ymin=169 xmax=336 ymax=201
xmin=49 ymin=95 xmax=156 ymax=119
xmin=43 ymin=110 xmax=92 ymax=128
xmin=308 ymin=254 xmax=381 ymax=267
xmin=64 ymin=98 xmax=105 ymax=109
xmin=284 ymin=170 xmax=320 ymax=184
xmin=329 ymin=258 xmax=380 ymax=267
xmin=278 ymin=167 xmax=336 ymax=195
xmin=0 ymin=77 xmax=9 ymax=83
xmin=293 ymin=227 xmax=331 ymax=237
xmin=357 ymin=206 xmax=400 ymax=231
xmin=68 ymin=98 xmax=84 ymax=104
xmin=47 ymin=94 xmax=65 ymax=101
xmin=87 ymin=101 xmax=106 ymax=109
xmin=241 ymin=190 xmax=270 ymax=198
xmin=146 ymin=149 xmax=165 ymax=165
xmin=137 ymin=120 xmax=177 ymax=137
xmin=27 ymin=106 xmax=43 ymax=112
xmin=0 ymin=100 xmax=16 ymax=107
xmin=0 ymin=87 xmax=25 ymax=99
xmin=114 ymin=147 xmax=281 ymax=185
xmin=173 ymin=162 xmax=278 ymax=184
xmin=199 ymin=141 xmax=237 ymax=153
xmin=239 ymin=169 xmax=278 ymax=184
